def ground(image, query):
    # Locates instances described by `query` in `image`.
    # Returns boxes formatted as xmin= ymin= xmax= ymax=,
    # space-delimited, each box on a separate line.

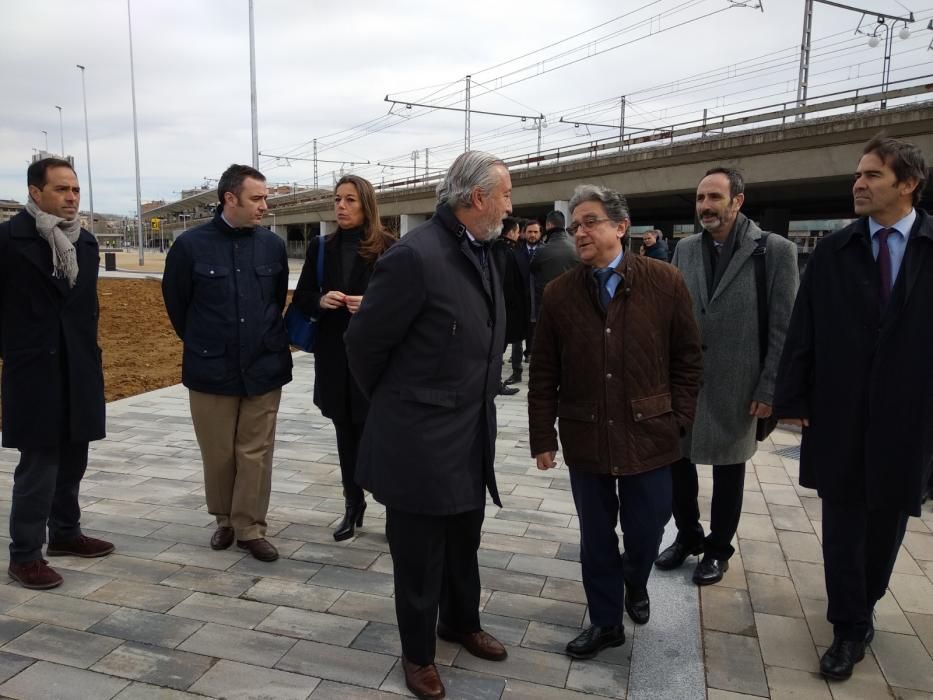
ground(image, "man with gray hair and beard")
xmin=346 ymin=151 xmax=511 ymax=699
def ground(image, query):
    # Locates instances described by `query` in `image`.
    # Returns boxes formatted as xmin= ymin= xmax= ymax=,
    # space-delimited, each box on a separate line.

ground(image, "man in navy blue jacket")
xmin=163 ymin=164 xmax=292 ymax=562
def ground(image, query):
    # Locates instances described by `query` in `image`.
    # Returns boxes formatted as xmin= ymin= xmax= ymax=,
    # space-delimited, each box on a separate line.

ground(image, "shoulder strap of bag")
xmin=753 ymin=232 xmax=770 ymax=365
xmin=316 ymin=233 xmax=326 ymax=292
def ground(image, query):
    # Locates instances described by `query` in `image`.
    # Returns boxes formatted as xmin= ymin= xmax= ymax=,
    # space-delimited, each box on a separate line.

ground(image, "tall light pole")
xmin=76 ymin=65 xmax=95 ymax=235
xmin=127 ymin=0 xmax=145 ymax=266
xmin=41 ymin=130 xmax=48 ymax=151
xmin=248 ymin=0 xmax=259 ymax=168
xmin=54 ymin=105 xmax=64 ymax=155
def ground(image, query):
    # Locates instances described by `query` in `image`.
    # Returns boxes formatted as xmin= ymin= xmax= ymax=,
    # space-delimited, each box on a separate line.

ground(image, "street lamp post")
xmin=248 ymin=0 xmax=259 ymax=168
xmin=126 ymin=0 xmax=145 ymax=266
xmin=76 ymin=64 xmax=95 ymax=235
xmin=54 ymin=105 xmax=64 ymax=156
xmin=41 ymin=130 xmax=48 ymax=151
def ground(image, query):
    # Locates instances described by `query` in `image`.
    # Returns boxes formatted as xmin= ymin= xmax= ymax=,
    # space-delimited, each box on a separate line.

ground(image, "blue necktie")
xmin=875 ymin=228 xmax=893 ymax=305
xmin=594 ymin=268 xmax=615 ymax=312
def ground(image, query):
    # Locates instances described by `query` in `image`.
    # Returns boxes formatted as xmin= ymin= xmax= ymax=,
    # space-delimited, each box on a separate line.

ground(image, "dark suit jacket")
xmin=531 ymin=229 xmax=578 ymax=316
xmin=0 ymin=211 xmax=105 ymax=448
xmin=774 ymin=210 xmax=933 ymax=515
xmin=513 ymin=243 xmax=537 ymax=321
xmin=293 ymin=229 xmax=395 ymax=424
xmin=345 ymin=204 xmax=505 ymax=515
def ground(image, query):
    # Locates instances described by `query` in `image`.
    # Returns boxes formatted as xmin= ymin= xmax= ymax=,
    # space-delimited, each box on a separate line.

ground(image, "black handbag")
xmin=285 ymin=234 xmax=325 ymax=353
xmin=753 ymin=232 xmax=779 ymax=441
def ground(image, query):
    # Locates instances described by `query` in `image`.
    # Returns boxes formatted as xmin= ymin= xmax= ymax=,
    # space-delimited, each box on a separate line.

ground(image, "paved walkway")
xmin=0 ymin=355 xmax=931 ymax=699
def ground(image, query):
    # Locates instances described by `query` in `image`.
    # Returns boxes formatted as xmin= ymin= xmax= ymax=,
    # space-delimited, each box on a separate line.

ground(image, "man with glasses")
xmin=655 ymin=167 xmax=798 ymax=586
xmin=529 ymin=184 xmax=702 ymax=659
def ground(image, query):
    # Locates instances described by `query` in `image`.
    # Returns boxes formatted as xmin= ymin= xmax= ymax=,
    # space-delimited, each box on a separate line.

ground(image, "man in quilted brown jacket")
xmin=528 ymin=184 xmax=703 ymax=661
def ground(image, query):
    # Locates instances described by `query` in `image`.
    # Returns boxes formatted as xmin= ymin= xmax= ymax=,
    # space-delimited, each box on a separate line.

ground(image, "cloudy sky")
xmin=2 ymin=0 xmax=930 ymax=215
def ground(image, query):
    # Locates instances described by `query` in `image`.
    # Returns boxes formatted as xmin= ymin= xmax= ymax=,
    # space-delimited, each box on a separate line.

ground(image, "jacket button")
xmin=608 ymin=419 xmax=614 ymax=426
xmin=201 ymin=349 xmax=208 ymax=355
xmin=636 ymin=412 xmax=643 ymax=419
xmin=49 ymin=349 xmax=57 ymax=355
xmin=605 ymin=328 xmax=612 ymax=335
xmin=606 ymin=373 xmax=612 ymax=379
xmin=240 ymin=318 xmax=245 ymax=323
xmin=209 ymin=270 xmax=215 ymax=275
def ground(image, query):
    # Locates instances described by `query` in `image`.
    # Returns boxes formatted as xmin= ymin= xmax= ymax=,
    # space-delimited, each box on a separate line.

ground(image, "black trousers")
xmin=385 ymin=507 xmax=484 ymax=665
xmin=508 ymin=342 xmax=523 ymax=373
xmin=9 ymin=441 xmax=89 ymax=563
xmin=333 ymin=420 xmax=365 ymax=504
xmin=671 ymin=457 xmax=745 ymax=560
xmin=569 ymin=465 xmax=672 ymax=626
xmin=821 ymin=498 xmax=909 ymax=640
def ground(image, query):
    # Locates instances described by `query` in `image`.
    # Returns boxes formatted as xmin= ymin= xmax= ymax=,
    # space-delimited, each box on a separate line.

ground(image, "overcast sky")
xmin=2 ymin=0 xmax=929 ymax=215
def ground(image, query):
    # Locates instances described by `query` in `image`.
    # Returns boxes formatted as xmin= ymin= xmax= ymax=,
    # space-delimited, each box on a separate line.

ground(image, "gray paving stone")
xmin=82 ymin=513 xmax=168 ymax=538
xmin=477 ymin=566 xmax=545 ymax=596
xmin=769 ymin=505 xmax=813 ymax=533
xmin=455 ymin=643 xmax=570 ymax=687
xmin=167 ymin=592 xmax=275 ymax=629
xmin=178 ymin=621 xmax=297 ymax=666
xmin=381 ymin=658 xmax=506 ymax=700
xmin=189 ymin=659 xmax=318 ymax=699
xmin=91 ymin=642 xmax=214 ymax=691
xmin=291 ymin=542 xmax=380 ymax=570
xmin=228 ymin=554 xmax=322 ymax=583
xmin=45 ymin=569 xmax=114 ymax=598
xmin=89 ymin=608 xmax=204 ymax=649
xmin=520 ymin=620 xmax=630 ymax=667
xmin=82 ymin=531 xmax=174 ymax=559
xmin=556 ymin=542 xmax=581 ymax=562
xmin=700 ymin=587 xmax=756 ymax=636
xmin=477 ymin=548 xmax=515 ymax=570
xmin=7 ymin=592 xmax=118 ymax=631
xmin=0 ymin=588 xmax=36 ymax=614
xmin=309 ymin=679 xmax=407 ymax=699
xmin=481 ymin=533 xmax=560 ymax=558
xmin=241 ymin=578 xmax=343 ymax=612
xmin=0 ymin=660 xmax=129 ymax=700
xmin=84 ymin=554 xmax=183 ymax=584
xmin=113 ymin=682 xmax=207 ymax=700
xmin=479 ymin=612 xmax=529 ymax=648
xmin=0 ymin=615 xmax=35 ymax=645
xmin=871 ymin=631 xmax=933 ymax=692
xmin=746 ymin=572 xmax=804 ymax=618
xmin=484 ymin=591 xmax=586 ymax=628
xmin=276 ymin=639 xmax=395 ymax=687
xmin=2 ymin=623 xmax=122 ymax=668
xmin=506 ymin=553 xmax=582 ymax=581
xmin=739 ymin=539 xmax=790 ymax=577
xmin=328 ymin=591 xmax=397 ymax=625
xmin=144 ymin=507 xmax=215 ymax=528
xmin=566 ymin=658 xmax=627 ymax=698
xmin=704 ymin=630 xmax=768 ymax=697
xmin=156 ymin=542 xmax=247 ymax=570
xmin=256 ymin=606 xmax=366 ymax=646
xmin=308 ymin=565 xmax=395 ymax=597
xmin=86 ymin=580 xmax=192 ymax=613
xmin=160 ymin=566 xmax=257 ymax=597
xmin=0 ymin=651 xmax=33 ymax=684
xmin=500 ymin=678 xmax=609 ymax=700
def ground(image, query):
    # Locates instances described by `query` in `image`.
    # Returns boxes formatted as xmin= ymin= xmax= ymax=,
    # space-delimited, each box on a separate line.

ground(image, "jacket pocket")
xmin=557 ymin=400 xmax=599 ymax=464
xmin=255 ymin=261 xmax=283 ymax=303
xmin=193 ymin=263 xmax=230 ymax=307
xmin=398 ymin=386 xmax=460 ymax=408
xmin=193 ymin=263 xmax=230 ymax=279
xmin=631 ymin=393 xmax=672 ymax=421
xmin=263 ymin=329 xmax=288 ymax=352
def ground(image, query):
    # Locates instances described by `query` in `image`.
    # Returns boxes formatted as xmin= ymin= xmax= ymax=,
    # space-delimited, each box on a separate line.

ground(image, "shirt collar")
xmin=606 ymin=248 xmax=624 ymax=270
xmin=869 ymin=209 xmax=916 ymax=239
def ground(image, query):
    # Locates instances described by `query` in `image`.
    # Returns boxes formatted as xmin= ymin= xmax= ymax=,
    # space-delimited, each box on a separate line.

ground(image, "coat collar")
xmin=8 ymin=210 xmax=94 ymax=296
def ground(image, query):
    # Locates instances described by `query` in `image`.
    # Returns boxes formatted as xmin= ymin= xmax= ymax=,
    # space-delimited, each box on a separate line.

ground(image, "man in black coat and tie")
xmin=0 ymin=158 xmax=114 ymax=590
xmin=345 ymin=151 xmax=511 ymax=700
xmin=775 ymin=135 xmax=933 ymax=681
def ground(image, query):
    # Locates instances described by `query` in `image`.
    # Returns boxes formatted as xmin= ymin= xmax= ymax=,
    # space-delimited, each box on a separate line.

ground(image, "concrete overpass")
xmin=153 ymin=97 xmax=933 ymax=246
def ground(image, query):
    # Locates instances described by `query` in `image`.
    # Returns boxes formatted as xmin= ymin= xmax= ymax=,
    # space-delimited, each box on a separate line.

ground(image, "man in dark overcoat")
xmin=491 ymin=216 xmax=524 ymax=395
xmin=345 ymin=151 xmax=511 ymax=700
xmin=529 ymin=184 xmax=703 ymax=659
xmin=0 ymin=158 xmax=113 ymax=590
xmin=774 ymin=135 xmax=933 ymax=681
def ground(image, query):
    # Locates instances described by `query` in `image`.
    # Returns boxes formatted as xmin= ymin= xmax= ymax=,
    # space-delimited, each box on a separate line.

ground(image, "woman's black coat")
xmin=293 ymin=229 xmax=394 ymax=424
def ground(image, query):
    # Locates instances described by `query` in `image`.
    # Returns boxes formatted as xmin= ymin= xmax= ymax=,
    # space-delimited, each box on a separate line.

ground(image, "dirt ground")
xmin=98 ymin=278 xmax=183 ymax=402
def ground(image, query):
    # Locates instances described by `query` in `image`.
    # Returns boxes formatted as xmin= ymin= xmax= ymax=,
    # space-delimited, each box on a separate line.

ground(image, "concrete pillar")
xmin=552 ymin=200 xmax=571 ymax=228
xmin=759 ymin=208 xmax=791 ymax=238
xmin=320 ymin=220 xmax=338 ymax=236
xmin=269 ymin=224 xmax=286 ymax=243
xmin=400 ymin=213 xmax=427 ymax=237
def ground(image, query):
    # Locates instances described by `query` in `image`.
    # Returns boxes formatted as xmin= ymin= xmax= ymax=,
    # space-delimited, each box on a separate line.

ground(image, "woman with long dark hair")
xmin=293 ymin=175 xmax=395 ymax=540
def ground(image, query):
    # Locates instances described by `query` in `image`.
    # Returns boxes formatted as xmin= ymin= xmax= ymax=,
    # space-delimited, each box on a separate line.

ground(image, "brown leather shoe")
xmin=210 ymin=527 xmax=235 ymax=550
xmin=46 ymin=535 xmax=114 ymax=558
xmin=236 ymin=538 xmax=278 ymax=562
xmin=437 ymin=625 xmax=508 ymax=661
xmin=8 ymin=560 xmax=63 ymax=590
xmin=402 ymin=657 xmax=445 ymax=699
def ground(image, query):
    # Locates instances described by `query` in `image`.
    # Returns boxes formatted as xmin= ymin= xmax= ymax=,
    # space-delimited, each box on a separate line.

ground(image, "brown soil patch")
xmin=98 ymin=278 xmax=182 ymax=402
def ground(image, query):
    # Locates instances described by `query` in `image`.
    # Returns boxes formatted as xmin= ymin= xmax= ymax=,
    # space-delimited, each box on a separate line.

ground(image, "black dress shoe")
xmin=820 ymin=636 xmax=866 ymax=680
xmin=498 ymin=382 xmax=519 ymax=396
xmin=334 ymin=500 xmax=366 ymax=542
xmin=625 ymin=587 xmax=650 ymax=625
xmin=565 ymin=625 xmax=625 ymax=659
xmin=503 ymin=371 xmax=522 ymax=385
xmin=654 ymin=541 xmax=703 ymax=570
xmin=693 ymin=556 xmax=729 ymax=585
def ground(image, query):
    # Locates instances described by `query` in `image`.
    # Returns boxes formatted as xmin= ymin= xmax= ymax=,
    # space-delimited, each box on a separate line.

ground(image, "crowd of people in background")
xmin=1 ymin=132 xmax=931 ymax=700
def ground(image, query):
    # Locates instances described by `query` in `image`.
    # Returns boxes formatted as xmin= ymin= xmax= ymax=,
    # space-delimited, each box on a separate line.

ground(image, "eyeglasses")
xmin=568 ymin=217 xmax=612 ymax=235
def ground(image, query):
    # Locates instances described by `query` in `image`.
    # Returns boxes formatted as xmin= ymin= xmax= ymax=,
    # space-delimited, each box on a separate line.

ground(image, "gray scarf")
xmin=25 ymin=198 xmax=82 ymax=288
